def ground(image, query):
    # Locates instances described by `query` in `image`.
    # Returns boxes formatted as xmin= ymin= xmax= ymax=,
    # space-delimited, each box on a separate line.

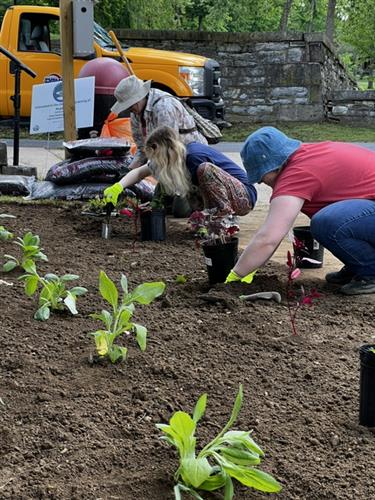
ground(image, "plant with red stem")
xmin=119 ymin=196 xmax=142 ymax=248
xmin=286 ymin=242 xmax=321 ymax=335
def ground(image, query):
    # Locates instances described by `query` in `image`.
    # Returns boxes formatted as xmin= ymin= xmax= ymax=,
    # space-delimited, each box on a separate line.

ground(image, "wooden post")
xmin=60 ymin=0 xmax=76 ymax=145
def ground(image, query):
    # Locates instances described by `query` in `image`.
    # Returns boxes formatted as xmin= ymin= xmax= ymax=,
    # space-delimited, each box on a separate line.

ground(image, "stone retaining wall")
xmin=114 ymin=29 xmax=356 ymax=123
xmin=326 ymin=90 xmax=375 ymax=126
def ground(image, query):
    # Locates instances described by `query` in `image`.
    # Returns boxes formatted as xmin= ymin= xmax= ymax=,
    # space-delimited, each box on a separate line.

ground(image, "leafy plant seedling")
xmin=286 ymin=244 xmax=321 ymax=336
xmin=3 ymin=231 xmax=48 ymax=272
xmin=20 ymin=261 xmax=87 ymax=321
xmin=83 ymin=196 xmax=108 ymax=215
xmin=89 ymin=271 xmax=165 ymax=363
xmin=0 ymin=226 xmax=13 ymax=241
xmin=157 ymin=384 xmax=282 ymax=499
xmin=176 ymin=274 xmax=187 ymax=284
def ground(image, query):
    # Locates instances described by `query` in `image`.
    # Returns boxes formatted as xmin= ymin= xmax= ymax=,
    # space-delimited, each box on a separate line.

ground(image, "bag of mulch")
xmin=63 ymin=137 xmax=132 ymax=160
xmin=129 ymin=177 xmax=156 ymax=201
xmin=27 ymin=181 xmax=136 ymax=201
xmin=45 ymin=155 xmax=134 ymax=185
xmin=28 ymin=178 xmax=155 ymax=202
xmin=0 ymin=175 xmax=36 ymax=196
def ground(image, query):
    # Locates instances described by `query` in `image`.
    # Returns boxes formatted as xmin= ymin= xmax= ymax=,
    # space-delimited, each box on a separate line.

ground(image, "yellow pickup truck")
xmin=0 ymin=5 xmax=224 ymax=122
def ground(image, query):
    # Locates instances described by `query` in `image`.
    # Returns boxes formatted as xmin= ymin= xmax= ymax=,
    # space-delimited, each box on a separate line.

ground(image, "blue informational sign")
xmin=30 ymin=76 xmax=95 ymax=134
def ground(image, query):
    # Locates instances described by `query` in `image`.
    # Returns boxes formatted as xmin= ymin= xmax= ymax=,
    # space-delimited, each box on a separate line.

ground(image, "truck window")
xmin=94 ymin=22 xmax=128 ymax=50
xmin=18 ymin=14 xmax=60 ymax=54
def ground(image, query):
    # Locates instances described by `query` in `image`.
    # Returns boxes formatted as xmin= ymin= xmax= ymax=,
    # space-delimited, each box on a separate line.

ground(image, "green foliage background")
xmin=0 ymin=0 xmax=373 ymax=84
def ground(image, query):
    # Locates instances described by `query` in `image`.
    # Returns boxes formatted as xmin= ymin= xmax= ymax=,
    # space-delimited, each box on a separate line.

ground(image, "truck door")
xmin=10 ymin=13 xmax=85 ymax=118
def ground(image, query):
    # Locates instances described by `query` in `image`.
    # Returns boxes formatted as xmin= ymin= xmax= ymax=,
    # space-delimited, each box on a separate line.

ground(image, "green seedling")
xmin=3 ymin=231 xmax=48 ymax=272
xmin=150 ymin=184 xmax=166 ymax=209
xmin=20 ymin=261 xmax=87 ymax=321
xmin=369 ymin=347 xmax=375 ymax=354
xmin=157 ymin=385 xmax=282 ymax=499
xmin=83 ymin=196 xmax=108 ymax=214
xmin=176 ymin=274 xmax=187 ymax=284
xmin=89 ymin=271 xmax=165 ymax=363
xmin=0 ymin=226 xmax=13 ymax=241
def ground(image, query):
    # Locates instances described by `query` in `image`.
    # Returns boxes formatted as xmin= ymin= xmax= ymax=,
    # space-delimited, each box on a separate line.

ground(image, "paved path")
xmin=3 ymin=138 xmax=375 ymax=153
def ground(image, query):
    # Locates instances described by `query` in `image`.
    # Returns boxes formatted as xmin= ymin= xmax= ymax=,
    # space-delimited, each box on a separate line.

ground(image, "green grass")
xmin=1 ymin=121 xmax=375 ymax=144
xmin=222 ymin=121 xmax=375 ymax=142
xmin=0 ymin=126 xmax=63 ymax=141
xmin=0 ymin=196 xmax=81 ymax=207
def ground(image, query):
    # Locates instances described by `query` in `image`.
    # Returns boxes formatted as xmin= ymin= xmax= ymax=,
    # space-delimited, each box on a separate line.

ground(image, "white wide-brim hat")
xmin=111 ymin=75 xmax=152 ymax=115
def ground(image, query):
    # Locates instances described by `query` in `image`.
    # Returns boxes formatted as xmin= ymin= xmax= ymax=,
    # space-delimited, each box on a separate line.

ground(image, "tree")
xmin=340 ymin=0 xmax=375 ymax=88
xmin=325 ymin=0 xmax=336 ymax=42
xmin=279 ymin=0 xmax=294 ymax=33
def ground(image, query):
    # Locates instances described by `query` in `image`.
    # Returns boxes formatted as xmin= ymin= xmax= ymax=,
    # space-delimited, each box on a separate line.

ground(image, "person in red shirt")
xmin=226 ymin=126 xmax=375 ymax=295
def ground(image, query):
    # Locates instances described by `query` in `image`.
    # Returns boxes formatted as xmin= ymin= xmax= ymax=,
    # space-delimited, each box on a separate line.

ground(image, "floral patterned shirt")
xmin=131 ymin=88 xmax=207 ymax=166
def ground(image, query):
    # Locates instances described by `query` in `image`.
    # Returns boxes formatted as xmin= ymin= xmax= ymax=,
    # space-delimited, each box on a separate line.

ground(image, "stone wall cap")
xmin=327 ymin=90 xmax=375 ymax=101
xmin=114 ymin=28 xmax=305 ymax=43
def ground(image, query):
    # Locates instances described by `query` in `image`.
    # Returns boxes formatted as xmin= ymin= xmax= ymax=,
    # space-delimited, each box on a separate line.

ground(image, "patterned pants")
xmin=196 ymin=162 xmax=253 ymax=216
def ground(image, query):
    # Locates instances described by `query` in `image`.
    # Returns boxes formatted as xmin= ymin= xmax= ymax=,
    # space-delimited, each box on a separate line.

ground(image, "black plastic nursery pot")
xmin=293 ymin=225 xmax=324 ymax=269
xmin=202 ymin=237 xmax=239 ymax=285
xmin=140 ymin=209 xmax=166 ymax=241
xmin=359 ymin=344 xmax=375 ymax=427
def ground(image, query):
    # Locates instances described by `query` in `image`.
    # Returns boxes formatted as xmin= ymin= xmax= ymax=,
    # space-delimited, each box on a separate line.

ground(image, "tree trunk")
xmin=279 ymin=0 xmax=293 ymax=33
xmin=198 ymin=15 xmax=203 ymax=31
xmin=325 ymin=0 xmax=336 ymax=42
xmin=308 ymin=0 xmax=317 ymax=32
xmin=368 ymin=64 xmax=374 ymax=89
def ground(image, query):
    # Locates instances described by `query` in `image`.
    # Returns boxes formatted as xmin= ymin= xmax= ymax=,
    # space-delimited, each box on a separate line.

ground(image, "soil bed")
xmin=1 ymin=202 xmax=375 ymax=500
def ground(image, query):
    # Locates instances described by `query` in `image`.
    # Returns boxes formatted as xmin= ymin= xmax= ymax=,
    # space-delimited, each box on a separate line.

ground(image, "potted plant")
xmin=359 ymin=344 xmax=375 ymax=427
xmin=189 ymin=209 xmax=239 ymax=285
xmin=139 ymin=187 xmax=167 ymax=242
xmin=292 ymin=225 xmax=324 ymax=269
xmin=119 ymin=194 xmax=166 ymax=242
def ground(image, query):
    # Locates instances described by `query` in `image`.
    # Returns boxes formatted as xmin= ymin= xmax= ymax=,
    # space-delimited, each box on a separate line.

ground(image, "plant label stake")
xmin=102 ymin=203 xmax=113 ymax=239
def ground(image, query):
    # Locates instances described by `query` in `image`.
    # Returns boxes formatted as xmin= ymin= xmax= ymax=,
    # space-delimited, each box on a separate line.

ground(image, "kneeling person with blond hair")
xmin=104 ymin=125 xmax=257 ymax=217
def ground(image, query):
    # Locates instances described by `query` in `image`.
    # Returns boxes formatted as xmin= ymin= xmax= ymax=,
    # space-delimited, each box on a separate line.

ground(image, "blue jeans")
xmin=310 ymin=199 xmax=375 ymax=278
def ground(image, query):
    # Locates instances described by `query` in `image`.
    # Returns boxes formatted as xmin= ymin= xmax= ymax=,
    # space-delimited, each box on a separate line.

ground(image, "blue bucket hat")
xmin=240 ymin=126 xmax=301 ymax=184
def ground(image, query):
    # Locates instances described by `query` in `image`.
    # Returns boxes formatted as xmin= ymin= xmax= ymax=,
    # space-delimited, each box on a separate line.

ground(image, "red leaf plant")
xmin=119 ymin=196 xmax=142 ymax=248
xmin=188 ymin=209 xmax=239 ymax=248
xmin=286 ymin=241 xmax=322 ymax=336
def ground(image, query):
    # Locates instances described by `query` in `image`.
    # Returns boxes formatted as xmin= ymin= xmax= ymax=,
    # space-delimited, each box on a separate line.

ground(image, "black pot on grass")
xmin=293 ymin=225 xmax=324 ymax=269
xmin=202 ymin=237 xmax=238 ymax=285
xmin=359 ymin=344 xmax=375 ymax=427
xmin=140 ymin=208 xmax=166 ymax=241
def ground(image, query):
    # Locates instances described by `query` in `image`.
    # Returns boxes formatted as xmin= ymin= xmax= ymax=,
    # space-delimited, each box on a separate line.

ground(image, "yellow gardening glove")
xmin=225 ymin=269 xmax=257 ymax=284
xmin=104 ymin=182 xmax=124 ymax=206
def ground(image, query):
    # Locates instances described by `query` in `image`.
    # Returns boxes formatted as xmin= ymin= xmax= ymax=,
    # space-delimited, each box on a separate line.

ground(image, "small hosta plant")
xmin=20 ymin=261 xmax=87 ymax=321
xmin=89 ymin=271 xmax=165 ymax=363
xmin=157 ymin=385 xmax=282 ymax=499
xmin=3 ymin=231 xmax=48 ymax=272
xmin=0 ymin=226 xmax=13 ymax=241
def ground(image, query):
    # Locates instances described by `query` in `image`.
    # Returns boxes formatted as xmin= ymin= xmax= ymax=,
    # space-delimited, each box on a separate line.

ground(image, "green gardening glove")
xmin=103 ymin=182 xmax=124 ymax=206
xmin=225 ymin=269 xmax=257 ymax=284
